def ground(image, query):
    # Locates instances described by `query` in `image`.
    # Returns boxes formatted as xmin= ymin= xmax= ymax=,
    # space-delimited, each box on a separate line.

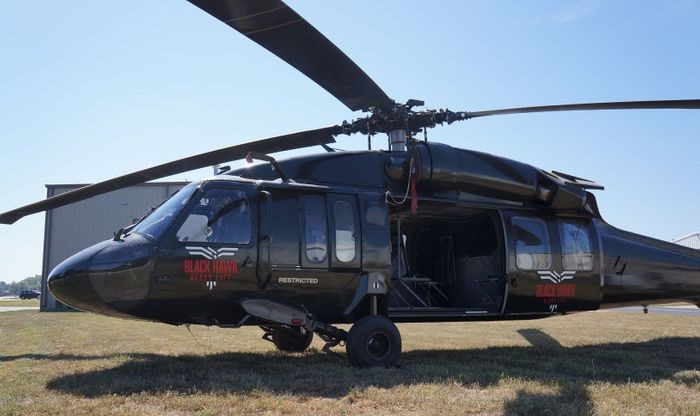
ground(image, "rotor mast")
xmin=388 ymin=129 xmax=408 ymax=151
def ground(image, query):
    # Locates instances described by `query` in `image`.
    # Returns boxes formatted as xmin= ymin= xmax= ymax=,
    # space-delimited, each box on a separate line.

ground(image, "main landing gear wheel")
xmin=271 ymin=326 xmax=314 ymax=352
xmin=346 ymin=315 xmax=401 ymax=368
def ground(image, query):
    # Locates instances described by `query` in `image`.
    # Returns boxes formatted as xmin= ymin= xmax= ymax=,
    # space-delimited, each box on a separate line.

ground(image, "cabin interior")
xmin=389 ymin=203 xmax=505 ymax=312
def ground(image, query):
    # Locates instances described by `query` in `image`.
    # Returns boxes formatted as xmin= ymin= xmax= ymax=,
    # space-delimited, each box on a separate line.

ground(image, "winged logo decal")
xmin=537 ymin=270 xmax=576 ymax=284
xmin=185 ymin=246 xmax=238 ymax=260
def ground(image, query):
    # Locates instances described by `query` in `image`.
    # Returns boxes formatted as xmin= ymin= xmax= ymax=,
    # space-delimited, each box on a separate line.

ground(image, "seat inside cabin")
xmin=389 ymin=207 xmax=505 ymax=311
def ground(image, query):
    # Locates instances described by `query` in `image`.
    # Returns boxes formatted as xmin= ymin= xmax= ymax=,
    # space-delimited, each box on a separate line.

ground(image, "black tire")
xmin=346 ymin=315 xmax=401 ymax=368
xmin=271 ymin=326 xmax=314 ymax=352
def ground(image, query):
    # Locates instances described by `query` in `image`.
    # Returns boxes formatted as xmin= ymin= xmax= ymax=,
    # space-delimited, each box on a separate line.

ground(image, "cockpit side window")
xmin=558 ymin=220 xmax=593 ymax=271
xmin=176 ymin=188 xmax=251 ymax=244
xmin=512 ymin=217 xmax=552 ymax=270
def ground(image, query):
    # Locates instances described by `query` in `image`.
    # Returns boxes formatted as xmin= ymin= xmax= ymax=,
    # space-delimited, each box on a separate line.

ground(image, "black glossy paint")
xmin=410 ymin=142 xmax=590 ymax=211
xmin=598 ymin=221 xmax=700 ymax=307
xmin=47 ymin=146 xmax=700 ymax=328
xmin=502 ymin=212 xmax=601 ymax=315
xmin=187 ymin=0 xmax=394 ymax=112
xmin=48 ymin=234 xmax=153 ymax=318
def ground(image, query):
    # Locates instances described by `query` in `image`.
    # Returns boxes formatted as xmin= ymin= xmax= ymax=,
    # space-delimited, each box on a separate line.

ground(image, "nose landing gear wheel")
xmin=346 ymin=315 xmax=401 ymax=368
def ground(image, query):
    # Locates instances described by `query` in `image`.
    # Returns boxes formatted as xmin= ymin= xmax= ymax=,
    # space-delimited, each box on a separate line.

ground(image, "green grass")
xmin=0 ymin=299 xmax=39 ymax=307
xmin=1 ymin=310 xmax=699 ymax=415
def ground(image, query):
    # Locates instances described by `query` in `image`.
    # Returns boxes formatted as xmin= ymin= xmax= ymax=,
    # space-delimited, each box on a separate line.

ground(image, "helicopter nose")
xmin=48 ymin=238 xmax=152 ymax=316
xmin=48 ymin=260 xmax=105 ymax=312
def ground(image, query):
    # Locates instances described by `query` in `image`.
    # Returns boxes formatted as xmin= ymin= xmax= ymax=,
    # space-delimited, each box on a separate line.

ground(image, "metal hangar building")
xmin=40 ymin=182 xmax=186 ymax=311
xmin=674 ymin=232 xmax=700 ymax=250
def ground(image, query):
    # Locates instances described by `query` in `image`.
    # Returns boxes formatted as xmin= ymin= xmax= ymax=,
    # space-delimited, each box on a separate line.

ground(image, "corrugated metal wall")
xmin=41 ymin=183 xmax=186 ymax=310
xmin=674 ymin=232 xmax=700 ymax=250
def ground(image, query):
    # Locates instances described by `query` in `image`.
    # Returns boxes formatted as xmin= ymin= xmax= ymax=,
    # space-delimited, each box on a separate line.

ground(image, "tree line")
xmin=0 ymin=275 xmax=41 ymax=295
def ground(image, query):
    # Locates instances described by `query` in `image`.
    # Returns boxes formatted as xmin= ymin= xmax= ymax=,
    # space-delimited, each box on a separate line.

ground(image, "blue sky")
xmin=1 ymin=0 xmax=699 ymax=283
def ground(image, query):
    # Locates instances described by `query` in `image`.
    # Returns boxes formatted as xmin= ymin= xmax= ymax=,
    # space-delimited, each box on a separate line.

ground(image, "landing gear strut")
xmin=243 ymin=297 xmax=401 ymax=367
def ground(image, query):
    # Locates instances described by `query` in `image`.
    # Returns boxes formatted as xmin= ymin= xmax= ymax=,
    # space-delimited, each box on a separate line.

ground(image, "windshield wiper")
xmin=113 ymin=227 xmax=126 ymax=241
xmin=113 ymin=223 xmax=136 ymax=241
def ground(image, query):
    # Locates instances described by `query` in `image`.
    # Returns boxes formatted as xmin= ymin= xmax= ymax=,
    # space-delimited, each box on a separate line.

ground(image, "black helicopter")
xmin=2 ymin=0 xmax=700 ymax=368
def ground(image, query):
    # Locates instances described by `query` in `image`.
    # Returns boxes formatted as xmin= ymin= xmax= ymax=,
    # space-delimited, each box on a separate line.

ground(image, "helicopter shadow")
xmin=32 ymin=331 xmax=700 ymax=414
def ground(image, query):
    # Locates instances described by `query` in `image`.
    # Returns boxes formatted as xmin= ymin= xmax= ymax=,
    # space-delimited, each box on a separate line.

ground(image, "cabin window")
xmin=334 ymin=200 xmax=356 ymax=262
xmin=512 ymin=217 xmax=552 ymax=270
xmin=303 ymin=197 xmax=328 ymax=263
xmin=176 ymin=188 xmax=251 ymax=244
xmin=558 ymin=221 xmax=593 ymax=271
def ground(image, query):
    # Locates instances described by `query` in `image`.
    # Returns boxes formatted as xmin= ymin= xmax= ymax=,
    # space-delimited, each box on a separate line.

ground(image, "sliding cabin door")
xmin=503 ymin=212 xmax=601 ymax=314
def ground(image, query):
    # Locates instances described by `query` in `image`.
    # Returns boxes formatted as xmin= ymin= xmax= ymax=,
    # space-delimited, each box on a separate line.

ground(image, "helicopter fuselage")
xmin=47 ymin=143 xmax=700 ymax=328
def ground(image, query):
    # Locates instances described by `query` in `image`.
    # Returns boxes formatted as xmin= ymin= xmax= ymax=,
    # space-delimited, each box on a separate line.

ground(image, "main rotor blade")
xmin=187 ymin=0 xmax=393 ymax=112
xmin=0 ymin=127 xmax=338 ymax=225
xmin=468 ymin=99 xmax=700 ymax=118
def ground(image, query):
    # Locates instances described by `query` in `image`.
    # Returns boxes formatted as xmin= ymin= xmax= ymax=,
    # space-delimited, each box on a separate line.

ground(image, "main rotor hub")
xmin=337 ymin=99 xmax=471 ymax=151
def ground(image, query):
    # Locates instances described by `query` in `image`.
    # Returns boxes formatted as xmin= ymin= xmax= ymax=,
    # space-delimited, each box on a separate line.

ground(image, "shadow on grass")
xmin=0 ymin=353 xmax=127 ymax=362
xmin=13 ymin=333 xmax=699 ymax=414
xmin=504 ymin=384 xmax=593 ymax=416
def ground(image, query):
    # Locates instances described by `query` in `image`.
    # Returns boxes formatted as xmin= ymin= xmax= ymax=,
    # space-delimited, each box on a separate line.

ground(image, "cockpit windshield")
xmin=130 ymin=183 xmax=199 ymax=240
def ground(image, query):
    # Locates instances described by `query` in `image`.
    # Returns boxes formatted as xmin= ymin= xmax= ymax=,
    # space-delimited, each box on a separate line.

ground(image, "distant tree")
xmin=7 ymin=275 xmax=42 ymax=293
